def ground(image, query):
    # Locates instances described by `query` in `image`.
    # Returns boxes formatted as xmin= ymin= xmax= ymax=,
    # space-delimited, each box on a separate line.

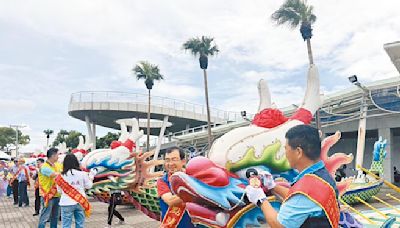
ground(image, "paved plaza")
xmin=0 ymin=189 xmax=160 ymax=228
xmin=0 ymin=187 xmax=399 ymax=228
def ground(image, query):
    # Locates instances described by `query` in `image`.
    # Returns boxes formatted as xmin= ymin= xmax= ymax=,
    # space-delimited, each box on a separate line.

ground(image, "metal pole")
xmin=355 ymin=92 xmax=368 ymax=170
xmin=10 ymin=125 xmax=25 ymax=158
xmin=147 ymin=89 xmax=151 ymax=152
xmin=315 ymin=109 xmax=322 ymax=133
xmin=15 ymin=127 xmax=19 ymax=158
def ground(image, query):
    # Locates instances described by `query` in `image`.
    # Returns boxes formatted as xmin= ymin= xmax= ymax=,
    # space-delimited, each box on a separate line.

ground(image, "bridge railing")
xmin=70 ymin=91 xmax=244 ymax=122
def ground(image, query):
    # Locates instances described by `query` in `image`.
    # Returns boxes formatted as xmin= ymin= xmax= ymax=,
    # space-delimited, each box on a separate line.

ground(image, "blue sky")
xmin=1 ymin=0 xmax=400 ymax=152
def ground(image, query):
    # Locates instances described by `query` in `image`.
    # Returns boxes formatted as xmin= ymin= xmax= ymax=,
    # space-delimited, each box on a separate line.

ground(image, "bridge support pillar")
xmin=152 ymin=115 xmax=169 ymax=171
xmin=92 ymin=123 xmax=96 ymax=150
xmin=85 ymin=116 xmax=96 ymax=150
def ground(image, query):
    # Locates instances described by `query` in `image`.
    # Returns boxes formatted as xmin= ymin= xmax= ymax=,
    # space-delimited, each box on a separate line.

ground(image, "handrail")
xmin=69 ymin=91 xmax=244 ymax=122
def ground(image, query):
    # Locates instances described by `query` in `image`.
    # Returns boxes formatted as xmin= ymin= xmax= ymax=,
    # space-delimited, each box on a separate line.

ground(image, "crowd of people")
xmin=0 ymin=148 xmax=108 ymax=228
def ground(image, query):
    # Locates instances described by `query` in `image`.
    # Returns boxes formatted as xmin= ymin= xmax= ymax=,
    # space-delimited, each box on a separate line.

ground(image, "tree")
xmin=43 ymin=129 xmax=54 ymax=148
xmin=96 ymin=132 xmax=120 ymax=149
xmin=0 ymin=127 xmax=30 ymax=152
xmin=183 ymin=36 xmax=219 ymax=149
xmin=52 ymin=130 xmax=83 ymax=149
xmin=65 ymin=131 xmax=83 ymax=149
xmin=271 ymin=0 xmax=321 ymax=130
xmin=271 ymin=0 xmax=316 ymax=65
xmin=133 ymin=61 xmax=164 ymax=152
xmin=52 ymin=129 xmax=69 ymax=146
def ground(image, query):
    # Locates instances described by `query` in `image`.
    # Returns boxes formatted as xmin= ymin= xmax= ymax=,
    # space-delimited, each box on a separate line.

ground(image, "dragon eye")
xmin=245 ymin=168 xmax=259 ymax=178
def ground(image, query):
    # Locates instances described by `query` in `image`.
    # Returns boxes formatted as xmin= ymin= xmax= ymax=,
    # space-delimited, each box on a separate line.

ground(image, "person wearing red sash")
xmin=38 ymin=148 xmax=63 ymax=228
xmin=33 ymin=158 xmax=45 ymax=216
xmin=15 ymin=158 xmax=30 ymax=207
xmin=58 ymin=153 xmax=94 ymax=228
xmin=245 ymin=125 xmax=340 ymax=228
xmin=9 ymin=159 xmax=20 ymax=205
xmin=157 ymin=147 xmax=195 ymax=228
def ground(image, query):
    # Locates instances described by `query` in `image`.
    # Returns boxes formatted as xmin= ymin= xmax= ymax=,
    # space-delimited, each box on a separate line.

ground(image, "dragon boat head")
xmin=81 ymin=119 xmax=163 ymax=195
xmin=170 ymin=65 xmax=354 ymax=227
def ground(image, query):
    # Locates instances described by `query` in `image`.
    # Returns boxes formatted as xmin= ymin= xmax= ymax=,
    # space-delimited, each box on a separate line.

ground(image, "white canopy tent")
xmin=0 ymin=151 xmax=11 ymax=160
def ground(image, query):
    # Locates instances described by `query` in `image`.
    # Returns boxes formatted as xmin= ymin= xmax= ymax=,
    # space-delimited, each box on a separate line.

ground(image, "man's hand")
xmin=245 ymin=185 xmax=267 ymax=205
xmin=259 ymin=171 xmax=276 ymax=190
xmin=161 ymin=193 xmax=184 ymax=207
xmin=88 ymin=168 xmax=99 ymax=180
xmin=50 ymin=172 xmax=59 ymax=178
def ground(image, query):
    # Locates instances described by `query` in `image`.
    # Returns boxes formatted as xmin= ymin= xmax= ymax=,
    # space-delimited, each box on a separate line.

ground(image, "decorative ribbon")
xmin=10 ymin=166 xmax=30 ymax=186
xmin=285 ymin=174 xmax=340 ymax=228
xmin=40 ymin=180 xmax=58 ymax=207
xmin=160 ymin=203 xmax=186 ymax=228
xmin=54 ymin=174 xmax=92 ymax=217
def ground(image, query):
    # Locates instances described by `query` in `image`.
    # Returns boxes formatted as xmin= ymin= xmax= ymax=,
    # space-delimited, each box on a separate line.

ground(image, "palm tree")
xmin=133 ymin=61 xmax=164 ymax=152
xmin=59 ymin=129 xmax=69 ymax=143
xmin=271 ymin=0 xmax=317 ymax=65
xmin=271 ymin=0 xmax=321 ymax=130
xmin=43 ymin=129 xmax=54 ymax=148
xmin=183 ymin=36 xmax=219 ymax=150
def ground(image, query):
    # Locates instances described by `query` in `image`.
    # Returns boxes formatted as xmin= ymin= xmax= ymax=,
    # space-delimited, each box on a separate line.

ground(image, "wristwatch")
xmin=257 ymin=197 xmax=267 ymax=207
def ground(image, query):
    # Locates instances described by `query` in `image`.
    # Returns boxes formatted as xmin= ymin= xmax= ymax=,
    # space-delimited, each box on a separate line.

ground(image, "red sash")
xmin=285 ymin=174 xmax=339 ymax=228
xmin=54 ymin=175 xmax=92 ymax=217
xmin=11 ymin=166 xmax=30 ymax=186
xmin=160 ymin=203 xmax=186 ymax=228
xmin=40 ymin=181 xmax=58 ymax=207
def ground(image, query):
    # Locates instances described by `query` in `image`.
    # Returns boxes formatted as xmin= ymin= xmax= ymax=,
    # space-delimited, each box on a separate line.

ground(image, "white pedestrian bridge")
xmin=68 ymin=91 xmax=243 ymax=135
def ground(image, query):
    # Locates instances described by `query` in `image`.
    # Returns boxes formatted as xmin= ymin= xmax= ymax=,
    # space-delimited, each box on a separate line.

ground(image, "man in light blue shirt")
xmin=276 ymin=160 xmax=327 ymax=227
xmin=17 ymin=158 xmax=30 ymax=207
xmin=245 ymin=125 xmax=339 ymax=228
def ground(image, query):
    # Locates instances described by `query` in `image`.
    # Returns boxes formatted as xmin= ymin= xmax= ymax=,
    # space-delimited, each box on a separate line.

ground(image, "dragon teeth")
xmin=215 ymin=213 xmax=229 ymax=226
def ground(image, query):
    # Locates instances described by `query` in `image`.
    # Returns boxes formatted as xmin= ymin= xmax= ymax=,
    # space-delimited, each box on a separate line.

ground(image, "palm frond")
xmin=133 ymin=61 xmax=164 ymax=82
xmin=43 ymin=129 xmax=53 ymax=135
xmin=182 ymin=36 xmax=219 ymax=57
xmin=271 ymin=0 xmax=316 ymax=28
xmin=271 ymin=8 xmax=301 ymax=28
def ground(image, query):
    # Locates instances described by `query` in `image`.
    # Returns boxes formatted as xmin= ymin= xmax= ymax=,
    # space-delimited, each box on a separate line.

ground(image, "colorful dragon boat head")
xmin=341 ymin=136 xmax=387 ymax=204
xmin=81 ymin=119 xmax=162 ymax=194
xmin=169 ymin=65 xmax=354 ymax=227
xmin=80 ymin=119 xmax=163 ymax=219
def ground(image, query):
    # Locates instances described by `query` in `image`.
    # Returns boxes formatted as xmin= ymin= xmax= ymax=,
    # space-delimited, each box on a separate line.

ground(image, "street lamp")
xmin=9 ymin=124 xmax=26 ymax=158
xmin=241 ymin=111 xmax=250 ymax=122
xmin=348 ymin=75 xmax=369 ymax=171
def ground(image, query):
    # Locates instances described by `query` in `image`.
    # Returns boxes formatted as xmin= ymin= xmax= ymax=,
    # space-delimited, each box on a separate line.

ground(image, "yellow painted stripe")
xmin=354 ymin=196 xmax=388 ymax=219
xmin=339 ymin=199 xmax=376 ymax=224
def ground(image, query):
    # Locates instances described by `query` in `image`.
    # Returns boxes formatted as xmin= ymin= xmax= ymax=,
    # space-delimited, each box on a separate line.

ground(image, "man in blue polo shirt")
xmin=157 ymin=146 xmax=195 ymax=228
xmin=16 ymin=158 xmax=30 ymax=207
xmin=246 ymin=125 xmax=340 ymax=228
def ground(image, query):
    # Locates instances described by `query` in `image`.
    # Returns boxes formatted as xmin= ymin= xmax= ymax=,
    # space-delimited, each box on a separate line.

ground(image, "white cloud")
xmin=1 ymin=0 xmax=400 ymax=150
xmin=0 ymin=99 xmax=36 ymax=113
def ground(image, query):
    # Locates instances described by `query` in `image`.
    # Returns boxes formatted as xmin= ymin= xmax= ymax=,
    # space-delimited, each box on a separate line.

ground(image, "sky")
xmin=0 ymin=0 xmax=400 ymax=152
